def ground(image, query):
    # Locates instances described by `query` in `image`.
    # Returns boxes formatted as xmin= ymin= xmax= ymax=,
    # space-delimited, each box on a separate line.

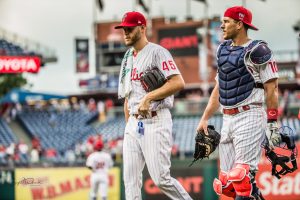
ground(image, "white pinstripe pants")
xmin=123 ymin=109 xmax=192 ymax=200
xmin=219 ymin=106 xmax=267 ymax=172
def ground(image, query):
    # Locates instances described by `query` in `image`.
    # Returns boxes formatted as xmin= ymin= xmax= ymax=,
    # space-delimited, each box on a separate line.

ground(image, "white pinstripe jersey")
xmin=86 ymin=151 xmax=113 ymax=175
xmin=127 ymin=42 xmax=181 ymax=115
xmin=216 ymin=40 xmax=279 ymax=109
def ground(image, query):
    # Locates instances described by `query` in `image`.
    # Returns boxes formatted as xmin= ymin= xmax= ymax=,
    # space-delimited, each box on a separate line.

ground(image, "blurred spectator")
xmin=30 ymin=148 xmax=39 ymax=165
xmin=87 ymin=135 xmax=95 ymax=145
xmin=34 ymin=101 xmax=43 ymax=110
xmin=86 ymin=142 xmax=94 ymax=156
xmin=18 ymin=140 xmax=29 ymax=162
xmin=74 ymin=142 xmax=83 ymax=160
xmin=70 ymin=97 xmax=80 ymax=110
xmin=31 ymin=136 xmax=41 ymax=149
xmin=45 ymin=148 xmax=57 ymax=163
xmin=105 ymin=98 xmax=114 ymax=112
xmin=0 ymin=144 xmax=6 ymax=163
xmin=65 ymin=149 xmax=76 ymax=165
xmin=97 ymin=100 xmax=106 ymax=122
xmin=10 ymin=105 xmax=17 ymax=120
xmin=79 ymin=99 xmax=88 ymax=113
xmin=6 ymin=143 xmax=15 ymax=158
xmin=16 ymin=103 xmax=22 ymax=113
xmin=80 ymin=142 xmax=88 ymax=158
xmin=88 ymin=98 xmax=97 ymax=112
xmin=31 ymin=136 xmax=43 ymax=157
xmin=60 ymin=99 xmax=71 ymax=111
xmin=6 ymin=143 xmax=15 ymax=167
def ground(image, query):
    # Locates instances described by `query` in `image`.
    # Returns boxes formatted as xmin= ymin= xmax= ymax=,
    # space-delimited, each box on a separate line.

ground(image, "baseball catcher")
xmin=190 ymin=125 xmax=221 ymax=166
xmin=140 ymin=67 xmax=167 ymax=92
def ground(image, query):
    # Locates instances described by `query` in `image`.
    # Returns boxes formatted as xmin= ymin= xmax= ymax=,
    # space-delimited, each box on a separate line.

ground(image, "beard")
xmin=124 ymin=30 xmax=141 ymax=46
xmin=222 ymin=29 xmax=238 ymax=40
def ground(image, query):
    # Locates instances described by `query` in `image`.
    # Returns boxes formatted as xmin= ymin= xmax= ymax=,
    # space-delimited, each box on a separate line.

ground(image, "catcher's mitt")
xmin=140 ymin=67 xmax=166 ymax=92
xmin=190 ymin=125 xmax=221 ymax=166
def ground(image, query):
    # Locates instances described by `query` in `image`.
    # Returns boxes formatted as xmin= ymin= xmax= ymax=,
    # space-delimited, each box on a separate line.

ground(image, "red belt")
xmin=132 ymin=111 xmax=157 ymax=118
xmin=223 ymin=103 xmax=262 ymax=115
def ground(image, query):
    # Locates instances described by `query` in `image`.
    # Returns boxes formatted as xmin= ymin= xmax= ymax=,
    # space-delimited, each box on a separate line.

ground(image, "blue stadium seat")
xmin=0 ymin=118 xmax=17 ymax=146
xmin=17 ymin=110 xmax=98 ymax=152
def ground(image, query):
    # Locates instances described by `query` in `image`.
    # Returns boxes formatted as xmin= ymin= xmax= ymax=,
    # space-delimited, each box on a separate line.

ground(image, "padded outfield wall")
xmin=1 ymin=147 xmax=300 ymax=200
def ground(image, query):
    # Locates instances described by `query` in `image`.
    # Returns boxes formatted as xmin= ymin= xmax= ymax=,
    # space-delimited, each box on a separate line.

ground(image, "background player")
xmin=115 ymin=11 xmax=192 ymax=200
xmin=86 ymin=140 xmax=114 ymax=200
xmin=196 ymin=6 xmax=281 ymax=200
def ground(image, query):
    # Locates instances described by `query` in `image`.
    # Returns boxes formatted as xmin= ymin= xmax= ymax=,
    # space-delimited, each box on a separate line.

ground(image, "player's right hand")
xmin=266 ymin=121 xmax=281 ymax=149
xmin=196 ymin=119 xmax=209 ymax=135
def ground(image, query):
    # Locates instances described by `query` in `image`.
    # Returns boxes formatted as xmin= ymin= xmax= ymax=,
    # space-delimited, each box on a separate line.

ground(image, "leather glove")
xmin=265 ymin=121 xmax=281 ymax=149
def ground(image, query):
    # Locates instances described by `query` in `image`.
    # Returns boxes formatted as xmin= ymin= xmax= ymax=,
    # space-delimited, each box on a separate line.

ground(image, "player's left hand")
xmin=266 ymin=121 xmax=281 ymax=149
xmin=138 ymin=95 xmax=151 ymax=116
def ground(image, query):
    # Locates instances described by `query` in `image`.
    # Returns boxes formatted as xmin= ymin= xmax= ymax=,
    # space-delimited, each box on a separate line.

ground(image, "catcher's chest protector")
xmin=217 ymin=40 xmax=260 ymax=106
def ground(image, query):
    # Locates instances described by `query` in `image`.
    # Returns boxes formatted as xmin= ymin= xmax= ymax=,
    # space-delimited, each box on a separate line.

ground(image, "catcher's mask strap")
xmin=189 ymin=159 xmax=197 ymax=167
xmin=268 ymin=151 xmax=298 ymax=179
xmin=189 ymin=157 xmax=204 ymax=167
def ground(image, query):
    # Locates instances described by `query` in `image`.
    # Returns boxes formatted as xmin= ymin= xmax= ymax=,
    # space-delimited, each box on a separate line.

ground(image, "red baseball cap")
xmin=224 ymin=6 xmax=258 ymax=31
xmin=94 ymin=140 xmax=103 ymax=151
xmin=115 ymin=11 xmax=146 ymax=29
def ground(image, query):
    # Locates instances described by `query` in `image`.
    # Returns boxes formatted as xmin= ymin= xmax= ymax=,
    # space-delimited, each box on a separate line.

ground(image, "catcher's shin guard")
xmin=213 ymin=171 xmax=236 ymax=198
xmin=228 ymin=164 xmax=264 ymax=200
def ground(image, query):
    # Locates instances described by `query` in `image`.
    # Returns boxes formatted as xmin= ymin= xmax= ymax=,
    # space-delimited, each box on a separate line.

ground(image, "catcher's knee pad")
xmin=227 ymin=164 xmax=253 ymax=197
xmin=213 ymin=171 xmax=236 ymax=198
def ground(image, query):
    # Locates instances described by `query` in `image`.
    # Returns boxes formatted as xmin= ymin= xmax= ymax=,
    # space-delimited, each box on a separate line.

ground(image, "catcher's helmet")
xmin=263 ymin=126 xmax=298 ymax=179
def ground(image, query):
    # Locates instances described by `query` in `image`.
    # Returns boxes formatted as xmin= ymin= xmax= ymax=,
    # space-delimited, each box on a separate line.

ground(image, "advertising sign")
xmin=15 ymin=167 xmax=120 ymax=200
xmin=158 ymin=27 xmax=199 ymax=57
xmin=221 ymin=142 xmax=300 ymax=200
xmin=143 ymin=167 xmax=205 ymax=200
xmin=75 ymin=38 xmax=89 ymax=73
xmin=0 ymin=56 xmax=41 ymax=73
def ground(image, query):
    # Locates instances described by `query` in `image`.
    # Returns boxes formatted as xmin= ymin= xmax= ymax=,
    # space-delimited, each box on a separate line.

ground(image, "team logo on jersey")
xmin=131 ymin=67 xmax=143 ymax=81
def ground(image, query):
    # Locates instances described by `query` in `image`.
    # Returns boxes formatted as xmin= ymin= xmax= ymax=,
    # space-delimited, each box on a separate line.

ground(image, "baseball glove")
xmin=190 ymin=125 xmax=221 ymax=166
xmin=140 ymin=67 xmax=166 ymax=92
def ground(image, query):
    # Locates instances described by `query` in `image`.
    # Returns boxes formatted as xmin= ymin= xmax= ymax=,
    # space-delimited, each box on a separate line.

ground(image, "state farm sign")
xmin=0 ymin=56 xmax=41 ymax=73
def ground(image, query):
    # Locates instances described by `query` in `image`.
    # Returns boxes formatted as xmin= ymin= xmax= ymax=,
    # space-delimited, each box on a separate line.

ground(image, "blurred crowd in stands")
xmin=0 ymin=96 xmax=115 ymax=124
xmin=0 ymin=90 xmax=299 ymax=168
xmin=0 ymin=134 xmax=124 ymax=168
xmin=0 ymin=97 xmax=116 ymax=167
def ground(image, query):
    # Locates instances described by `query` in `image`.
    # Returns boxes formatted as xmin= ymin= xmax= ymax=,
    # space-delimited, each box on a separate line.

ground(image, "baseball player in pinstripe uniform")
xmin=197 ymin=6 xmax=281 ymax=200
xmin=115 ymin=11 xmax=192 ymax=200
xmin=86 ymin=140 xmax=114 ymax=200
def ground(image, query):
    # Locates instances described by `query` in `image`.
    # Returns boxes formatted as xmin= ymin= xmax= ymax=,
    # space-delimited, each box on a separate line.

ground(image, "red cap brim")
xmin=114 ymin=23 xmax=139 ymax=29
xmin=244 ymin=22 xmax=258 ymax=31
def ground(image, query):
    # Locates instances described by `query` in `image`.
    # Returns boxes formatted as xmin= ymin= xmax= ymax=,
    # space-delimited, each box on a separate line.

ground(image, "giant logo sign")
xmin=143 ymin=167 xmax=206 ymax=200
xmin=158 ymin=27 xmax=199 ymax=57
